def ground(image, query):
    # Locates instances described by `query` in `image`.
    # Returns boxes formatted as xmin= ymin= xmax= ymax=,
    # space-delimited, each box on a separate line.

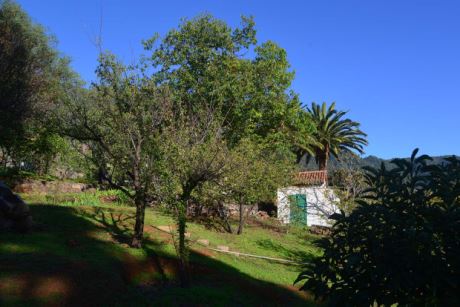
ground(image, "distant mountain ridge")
xmin=300 ymin=154 xmax=456 ymax=172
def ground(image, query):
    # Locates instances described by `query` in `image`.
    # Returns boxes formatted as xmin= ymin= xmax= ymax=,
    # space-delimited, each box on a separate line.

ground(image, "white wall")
xmin=277 ymin=186 xmax=339 ymax=227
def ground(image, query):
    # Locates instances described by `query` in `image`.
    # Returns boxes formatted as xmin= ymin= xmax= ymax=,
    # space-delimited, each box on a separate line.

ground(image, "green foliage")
xmin=148 ymin=14 xmax=314 ymax=151
xmin=142 ymin=14 xmax=311 ymax=282
xmin=188 ymin=138 xmax=296 ymax=234
xmin=223 ymin=139 xmax=295 ymax=205
xmin=156 ymin=110 xmax=231 ymax=284
xmin=59 ymin=51 xmax=173 ymax=247
xmin=0 ymin=1 xmax=78 ymax=172
xmin=296 ymin=149 xmax=460 ymax=306
xmin=148 ymin=14 xmax=257 ymax=119
xmin=48 ymin=138 xmax=95 ymax=181
xmin=304 ymin=102 xmax=367 ymax=170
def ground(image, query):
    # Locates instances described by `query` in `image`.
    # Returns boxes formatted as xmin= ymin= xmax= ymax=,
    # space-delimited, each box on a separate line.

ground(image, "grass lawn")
xmin=0 ymin=193 xmax=321 ymax=306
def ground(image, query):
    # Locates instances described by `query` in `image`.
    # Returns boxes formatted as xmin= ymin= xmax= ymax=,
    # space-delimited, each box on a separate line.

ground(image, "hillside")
xmin=0 ymin=192 xmax=319 ymax=306
xmin=300 ymin=153 xmax=454 ymax=172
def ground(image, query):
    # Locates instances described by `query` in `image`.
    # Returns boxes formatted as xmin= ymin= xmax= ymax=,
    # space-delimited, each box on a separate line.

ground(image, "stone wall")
xmin=13 ymin=180 xmax=89 ymax=194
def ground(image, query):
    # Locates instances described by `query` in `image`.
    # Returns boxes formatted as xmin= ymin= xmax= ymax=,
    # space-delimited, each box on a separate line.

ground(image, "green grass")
xmin=184 ymin=219 xmax=320 ymax=285
xmin=0 ymin=192 xmax=321 ymax=306
xmin=24 ymin=189 xmax=132 ymax=207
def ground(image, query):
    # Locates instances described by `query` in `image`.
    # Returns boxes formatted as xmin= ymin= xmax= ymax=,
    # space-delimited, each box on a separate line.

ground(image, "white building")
xmin=277 ymin=171 xmax=339 ymax=227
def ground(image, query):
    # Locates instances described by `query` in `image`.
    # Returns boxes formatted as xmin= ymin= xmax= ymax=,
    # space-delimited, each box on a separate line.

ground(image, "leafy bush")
xmin=296 ymin=149 xmax=460 ymax=306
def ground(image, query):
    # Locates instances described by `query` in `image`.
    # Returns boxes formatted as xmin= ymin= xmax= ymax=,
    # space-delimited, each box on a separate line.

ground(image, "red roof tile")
xmin=294 ymin=170 xmax=328 ymax=186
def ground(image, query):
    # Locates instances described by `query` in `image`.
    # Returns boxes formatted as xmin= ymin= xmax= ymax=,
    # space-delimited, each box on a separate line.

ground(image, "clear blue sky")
xmin=16 ymin=0 xmax=460 ymax=158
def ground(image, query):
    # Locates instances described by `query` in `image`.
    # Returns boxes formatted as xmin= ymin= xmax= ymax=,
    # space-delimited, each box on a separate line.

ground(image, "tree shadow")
xmin=0 ymin=204 xmax=318 ymax=306
xmin=189 ymin=215 xmax=232 ymax=233
xmin=76 ymin=207 xmax=172 ymax=287
xmin=80 ymin=207 xmax=135 ymax=245
xmin=0 ymin=204 xmax=141 ymax=306
xmin=255 ymin=238 xmax=318 ymax=264
xmin=247 ymin=217 xmax=290 ymax=233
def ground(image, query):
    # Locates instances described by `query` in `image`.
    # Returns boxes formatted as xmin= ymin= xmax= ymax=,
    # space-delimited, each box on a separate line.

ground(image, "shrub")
xmin=296 ymin=149 xmax=460 ymax=306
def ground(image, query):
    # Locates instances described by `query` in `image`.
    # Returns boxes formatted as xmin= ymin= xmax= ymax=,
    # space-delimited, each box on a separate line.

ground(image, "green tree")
xmin=157 ymin=111 xmax=230 ymax=286
xmin=222 ymin=139 xmax=294 ymax=235
xmin=147 ymin=14 xmax=315 ymax=151
xmin=305 ymin=102 xmax=367 ymax=170
xmin=158 ymin=117 xmax=295 ymax=285
xmin=0 ymin=0 xmax=77 ymax=173
xmin=192 ymin=139 xmax=296 ymax=235
xmin=296 ymin=149 xmax=460 ymax=306
xmin=60 ymin=52 xmax=171 ymax=248
xmin=147 ymin=14 xmax=256 ymax=125
xmin=145 ymin=15 xmax=313 ymax=284
xmin=146 ymin=14 xmax=308 ymax=283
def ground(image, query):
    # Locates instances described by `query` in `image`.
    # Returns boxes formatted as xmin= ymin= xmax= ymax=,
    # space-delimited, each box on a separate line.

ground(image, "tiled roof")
xmin=294 ymin=170 xmax=328 ymax=186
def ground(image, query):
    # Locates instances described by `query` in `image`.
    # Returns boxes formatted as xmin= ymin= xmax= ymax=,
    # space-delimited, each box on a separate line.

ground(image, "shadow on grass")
xmin=255 ymin=238 xmax=318 ymax=264
xmin=82 ymin=207 xmax=135 ymax=245
xmin=0 ymin=204 xmax=317 ymax=306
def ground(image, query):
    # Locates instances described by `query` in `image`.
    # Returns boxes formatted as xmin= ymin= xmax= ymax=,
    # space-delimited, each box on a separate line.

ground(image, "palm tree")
xmin=307 ymin=102 xmax=368 ymax=170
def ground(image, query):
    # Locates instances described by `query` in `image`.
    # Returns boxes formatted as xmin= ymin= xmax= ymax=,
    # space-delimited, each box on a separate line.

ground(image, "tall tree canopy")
xmin=0 ymin=0 xmax=77 ymax=172
xmin=306 ymin=102 xmax=367 ymax=170
xmin=147 ymin=14 xmax=314 ymax=151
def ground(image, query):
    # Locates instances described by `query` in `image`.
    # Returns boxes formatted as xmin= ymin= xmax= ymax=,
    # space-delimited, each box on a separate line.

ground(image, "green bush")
xmin=296 ymin=149 xmax=460 ymax=306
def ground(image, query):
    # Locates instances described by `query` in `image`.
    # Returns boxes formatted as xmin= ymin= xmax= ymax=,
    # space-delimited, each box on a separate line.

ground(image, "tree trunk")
xmin=224 ymin=220 xmax=233 ymax=234
xmin=131 ymin=195 xmax=146 ymax=248
xmin=317 ymin=146 xmax=329 ymax=171
xmin=295 ymin=149 xmax=304 ymax=165
xmin=131 ymin=155 xmax=144 ymax=248
xmin=217 ymin=201 xmax=233 ymax=233
xmin=177 ymin=200 xmax=190 ymax=287
xmin=318 ymin=156 xmax=327 ymax=171
xmin=97 ymin=167 xmax=105 ymax=185
xmin=237 ymin=203 xmax=244 ymax=235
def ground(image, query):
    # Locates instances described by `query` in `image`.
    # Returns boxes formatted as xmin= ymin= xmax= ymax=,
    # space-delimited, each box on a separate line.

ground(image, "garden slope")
xmin=0 ymin=197 xmax=320 ymax=306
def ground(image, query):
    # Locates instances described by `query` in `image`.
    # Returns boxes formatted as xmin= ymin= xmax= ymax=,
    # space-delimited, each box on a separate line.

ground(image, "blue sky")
xmin=15 ymin=0 xmax=460 ymax=158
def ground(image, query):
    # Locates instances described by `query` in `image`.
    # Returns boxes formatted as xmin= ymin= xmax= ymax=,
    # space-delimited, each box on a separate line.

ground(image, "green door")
xmin=289 ymin=194 xmax=307 ymax=226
